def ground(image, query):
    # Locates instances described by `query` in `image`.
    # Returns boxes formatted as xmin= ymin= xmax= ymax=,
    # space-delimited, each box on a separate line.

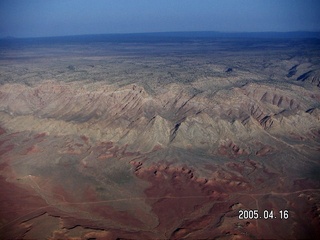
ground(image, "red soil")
xmin=0 ymin=176 xmax=48 ymax=239
xmin=33 ymin=132 xmax=46 ymax=140
xmin=217 ymin=140 xmax=249 ymax=158
xmin=0 ymin=127 xmax=6 ymax=135
xmin=134 ymin=162 xmax=249 ymax=238
xmin=0 ymin=129 xmax=318 ymax=239
xmin=25 ymin=145 xmax=40 ymax=154
xmin=0 ymin=143 xmax=14 ymax=157
xmin=256 ymin=145 xmax=274 ymax=156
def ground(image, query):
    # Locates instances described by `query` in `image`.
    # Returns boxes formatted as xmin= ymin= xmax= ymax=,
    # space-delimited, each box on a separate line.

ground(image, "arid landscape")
xmin=0 ymin=34 xmax=320 ymax=239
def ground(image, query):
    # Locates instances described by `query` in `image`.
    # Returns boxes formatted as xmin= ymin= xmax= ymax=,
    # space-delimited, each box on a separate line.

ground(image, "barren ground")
xmin=0 ymin=35 xmax=320 ymax=239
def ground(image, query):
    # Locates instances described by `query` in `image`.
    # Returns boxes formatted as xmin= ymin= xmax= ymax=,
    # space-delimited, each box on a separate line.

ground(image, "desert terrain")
xmin=0 ymin=34 xmax=320 ymax=239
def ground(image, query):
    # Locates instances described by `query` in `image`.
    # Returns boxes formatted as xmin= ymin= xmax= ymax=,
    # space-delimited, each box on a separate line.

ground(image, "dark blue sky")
xmin=1 ymin=0 xmax=320 ymax=38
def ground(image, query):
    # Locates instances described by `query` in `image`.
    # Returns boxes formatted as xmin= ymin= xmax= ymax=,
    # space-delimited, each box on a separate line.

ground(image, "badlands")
xmin=0 ymin=34 xmax=320 ymax=239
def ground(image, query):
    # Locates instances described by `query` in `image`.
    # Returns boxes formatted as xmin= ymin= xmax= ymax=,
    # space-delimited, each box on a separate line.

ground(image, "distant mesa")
xmin=286 ymin=65 xmax=298 ymax=78
xmin=296 ymin=70 xmax=320 ymax=87
xmin=225 ymin=67 xmax=233 ymax=73
xmin=297 ymin=70 xmax=313 ymax=81
xmin=67 ymin=65 xmax=75 ymax=71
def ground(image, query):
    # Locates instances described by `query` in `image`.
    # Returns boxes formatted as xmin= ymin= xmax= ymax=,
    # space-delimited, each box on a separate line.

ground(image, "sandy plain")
xmin=0 ymin=34 xmax=320 ymax=239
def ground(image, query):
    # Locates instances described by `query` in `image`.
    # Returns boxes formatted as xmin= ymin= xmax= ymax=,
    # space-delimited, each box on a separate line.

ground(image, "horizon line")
xmin=2 ymin=30 xmax=320 ymax=40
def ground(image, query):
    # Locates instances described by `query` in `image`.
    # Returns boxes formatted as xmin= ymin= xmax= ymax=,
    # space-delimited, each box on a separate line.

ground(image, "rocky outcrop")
xmin=1 ymin=80 xmax=319 ymax=154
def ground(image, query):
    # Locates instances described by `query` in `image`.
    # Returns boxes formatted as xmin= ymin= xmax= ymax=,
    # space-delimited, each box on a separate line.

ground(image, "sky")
xmin=0 ymin=0 xmax=320 ymax=38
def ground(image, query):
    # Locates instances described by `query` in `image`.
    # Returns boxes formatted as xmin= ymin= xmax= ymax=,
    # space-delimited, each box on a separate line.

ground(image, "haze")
xmin=1 ymin=0 xmax=320 ymax=38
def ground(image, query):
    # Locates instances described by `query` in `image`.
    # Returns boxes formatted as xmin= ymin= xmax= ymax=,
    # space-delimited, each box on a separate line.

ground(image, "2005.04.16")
xmin=238 ymin=210 xmax=289 ymax=220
